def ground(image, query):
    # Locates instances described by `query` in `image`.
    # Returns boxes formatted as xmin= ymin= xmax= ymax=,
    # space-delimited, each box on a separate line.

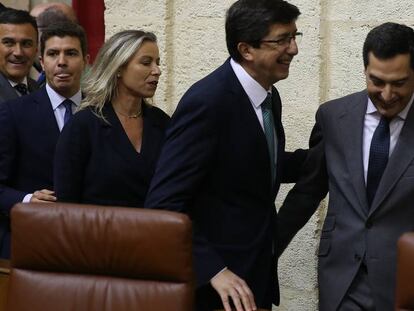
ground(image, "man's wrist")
xmin=210 ymin=266 xmax=228 ymax=283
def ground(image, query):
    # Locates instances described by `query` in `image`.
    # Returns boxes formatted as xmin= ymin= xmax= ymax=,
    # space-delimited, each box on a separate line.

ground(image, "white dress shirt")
xmin=230 ymin=58 xmax=270 ymax=130
xmin=46 ymin=83 xmax=82 ymax=131
xmin=362 ymin=92 xmax=414 ymax=184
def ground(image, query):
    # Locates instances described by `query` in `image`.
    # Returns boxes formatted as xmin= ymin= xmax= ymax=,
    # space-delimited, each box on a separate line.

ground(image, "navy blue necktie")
xmin=14 ymin=83 xmax=28 ymax=96
xmin=62 ymin=99 xmax=73 ymax=125
xmin=366 ymin=116 xmax=390 ymax=207
xmin=261 ymin=93 xmax=276 ymax=186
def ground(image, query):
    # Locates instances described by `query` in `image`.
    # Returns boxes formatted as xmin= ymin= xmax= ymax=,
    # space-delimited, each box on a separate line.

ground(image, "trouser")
xmin=337 ymin=263 xmax=375 ymax=311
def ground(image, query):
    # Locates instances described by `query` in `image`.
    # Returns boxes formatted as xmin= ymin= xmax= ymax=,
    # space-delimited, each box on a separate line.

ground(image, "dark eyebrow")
xmin=46 ymin=48 xmax=80 ymax=53
xmin=265 ymin=30 xmax=299 ymax=40
xmin=278 ymin=29 xmax=298 ymax=36
xmin=369 ymin=74 xmax=383 ymax=81
xmin=65 ymin=48 xmax=80 ymax=53
xmin=369 ymin=73 xmax=409 ymax=83
xmin=1 ymin=37 xmax=33 ymax=42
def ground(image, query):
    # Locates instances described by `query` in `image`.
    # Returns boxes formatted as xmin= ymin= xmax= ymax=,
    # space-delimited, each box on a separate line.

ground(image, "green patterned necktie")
xmin=261 ymin=93 xmax=276 ymax=185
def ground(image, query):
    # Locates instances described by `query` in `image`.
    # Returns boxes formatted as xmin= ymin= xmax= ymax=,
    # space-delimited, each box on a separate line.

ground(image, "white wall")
xmin=105 ymin=1 xmax=414 ymax=310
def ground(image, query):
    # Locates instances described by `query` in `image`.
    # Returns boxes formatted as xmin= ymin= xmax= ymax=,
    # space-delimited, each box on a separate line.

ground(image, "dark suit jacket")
xmin=0 ymin=87 xmax=59 ymax=258
xmin=145 ymin=59 xmax=305 ymax=309
xmin=278 ymin=90 xmax=414 ymax=311
xmin=54 ymin=103 xmax=170 ymax=207
xmin=0 ymin=72 xmax=38 ymax=104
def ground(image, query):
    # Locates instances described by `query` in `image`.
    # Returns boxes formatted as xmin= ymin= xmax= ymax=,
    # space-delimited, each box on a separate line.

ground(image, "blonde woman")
xmin=54 ymin=30 xmax=169 ymax=206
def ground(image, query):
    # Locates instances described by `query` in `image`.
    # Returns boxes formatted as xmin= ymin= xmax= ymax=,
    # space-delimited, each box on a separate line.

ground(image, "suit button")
xmin=354 ymin=254 xmax=362 ymax=261
xmin=366 ymin=221 xmax=373 ymax=229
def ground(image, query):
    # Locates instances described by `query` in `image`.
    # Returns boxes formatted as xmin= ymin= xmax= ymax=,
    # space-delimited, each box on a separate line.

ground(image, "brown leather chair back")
xmin=395 ymin=232 xmax=414 ymax=311
xmin=7 ymin=203 xmax=193 ymax=311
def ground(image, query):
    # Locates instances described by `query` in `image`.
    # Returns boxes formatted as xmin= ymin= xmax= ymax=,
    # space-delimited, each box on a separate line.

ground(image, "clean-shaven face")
xmin=40 ymin=36 xmax=87 ymax=98
xmin=365 ymin=52 xmax=414 ymax=118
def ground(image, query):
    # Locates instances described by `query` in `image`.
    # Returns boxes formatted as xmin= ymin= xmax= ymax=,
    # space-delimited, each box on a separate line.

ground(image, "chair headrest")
xmin=11 ymin=203 xmax=192 ymax=282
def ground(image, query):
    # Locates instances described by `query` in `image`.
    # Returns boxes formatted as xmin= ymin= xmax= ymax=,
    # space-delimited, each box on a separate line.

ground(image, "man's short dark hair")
xmin=363 ymin=22 xmax=414 ymax=70
xmin=0 ymin=8 xmax=38 ymax=35
xmin=0 ymin=3 xmax=7 ymax=13
xmin=40 ymin=21 xmax=88 ymax=57
xmin=225 ymin=0 xmax=300 ymax=63
xmin=37 ymin=7 xmax=73 ymax=30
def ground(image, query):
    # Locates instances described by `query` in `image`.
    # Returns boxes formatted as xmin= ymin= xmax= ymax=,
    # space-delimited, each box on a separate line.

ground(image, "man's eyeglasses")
xmin=259 ymin=32 xmax=303 ymax=48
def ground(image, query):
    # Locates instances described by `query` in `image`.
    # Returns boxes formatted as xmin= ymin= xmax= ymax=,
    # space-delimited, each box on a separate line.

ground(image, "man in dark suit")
xmin=145 ymin=1 xmax=305 ymax=310
xmin=278 ymin=23 xmax=414 ymax=311
xmin=0 ymin=21 xmax=88 ymax=258
xmin=0 ymin=9 xmax=38 ymax=104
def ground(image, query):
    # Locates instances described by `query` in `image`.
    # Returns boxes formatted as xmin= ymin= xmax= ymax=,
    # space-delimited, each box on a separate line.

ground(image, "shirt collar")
xmin=367 ymin=91 xmax=414 ymax=121
xmin=46 ymin=83 xmax=82 ymax=111
xmin=9 ymin=77 xmax=28 ymax=87
xmin=230 ymin=58 xmax=271 ymax=108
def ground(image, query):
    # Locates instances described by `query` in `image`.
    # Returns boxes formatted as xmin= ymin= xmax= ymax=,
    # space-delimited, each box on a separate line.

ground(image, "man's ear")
xmin=237 ymin=42 xmax=255 ymax=62
xmin=39 ymin=55 xmax=45 ymax=71
xmin=84 ymin=54 xmax=90 ymax=65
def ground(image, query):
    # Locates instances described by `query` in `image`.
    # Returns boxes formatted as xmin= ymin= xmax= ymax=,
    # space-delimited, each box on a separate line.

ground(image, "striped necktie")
xmin=14 ymin=83 xmax=28 ymax=96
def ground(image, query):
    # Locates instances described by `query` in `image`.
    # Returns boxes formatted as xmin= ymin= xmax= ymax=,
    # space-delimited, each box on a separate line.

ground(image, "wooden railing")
xmin=0 ymin=259 xmax=10 ymax=311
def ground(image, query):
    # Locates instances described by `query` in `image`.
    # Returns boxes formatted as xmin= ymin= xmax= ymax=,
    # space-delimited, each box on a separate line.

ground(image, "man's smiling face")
xmin=0 ymin=23 xmax=37 ymax=83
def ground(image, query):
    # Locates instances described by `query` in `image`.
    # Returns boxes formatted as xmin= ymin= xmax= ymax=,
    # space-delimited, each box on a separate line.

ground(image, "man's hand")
xmin=30 ymin=189 xmax=57 ymax=203
xmin=211 ymin=269 xmax=257 ymax=311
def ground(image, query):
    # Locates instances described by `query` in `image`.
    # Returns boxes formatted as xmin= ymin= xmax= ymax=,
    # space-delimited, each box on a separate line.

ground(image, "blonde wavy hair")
xmin=79 ymin=30 xmax=157 ymax=119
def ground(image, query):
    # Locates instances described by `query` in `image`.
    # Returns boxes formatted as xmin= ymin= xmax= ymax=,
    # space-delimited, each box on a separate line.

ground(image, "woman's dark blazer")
xmin=54 ymin=103 xmax=170 ymax=207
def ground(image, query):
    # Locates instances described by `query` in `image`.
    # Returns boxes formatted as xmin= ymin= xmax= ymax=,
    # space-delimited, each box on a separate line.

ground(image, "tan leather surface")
xmin=395 ymin=232 xmax=414 ymax=310
xmin=8 ymin=269 xmax=192 ymax=311
xmin=7 ymin=203 xmax=194 ymax=311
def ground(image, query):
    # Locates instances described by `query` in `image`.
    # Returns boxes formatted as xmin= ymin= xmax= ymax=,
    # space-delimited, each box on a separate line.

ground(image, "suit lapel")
xmin=224 ymin=60 xmax=274 ymax=192
xmin=339 ymin=91 xmax=370 ymax=215
xmin=27 ymin=77 xmax=40 ymax=93
xmin=369 ymin=102 xmax=414 ymax=215
xmin=271 ymin=86 xmax=284 ymax=144
xmin=227 ymin=62 xmax=265 ymax=136
xmin=32 ymin=88 xmax=60 ymax=138
xmin=104 ymin=104 xmax=141 ymax=163
xmin=225 ymin=59 xmax=269 ymax=153
xmin=0 ymin=75 xmax=39 ymax=103
xmin=272 ymin=87 xmax=285 ymax=193
xmin=140 ymin=104 xmax=162 ymax=158
xmin=0 ymin=73 xmax=19 ymax=102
